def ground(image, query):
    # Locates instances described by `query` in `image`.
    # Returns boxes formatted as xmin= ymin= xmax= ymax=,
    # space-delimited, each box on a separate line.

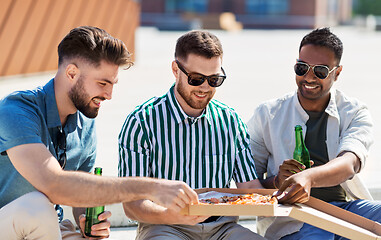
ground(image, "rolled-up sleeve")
xmin=338 ymin=104 xmax=373 ymax=171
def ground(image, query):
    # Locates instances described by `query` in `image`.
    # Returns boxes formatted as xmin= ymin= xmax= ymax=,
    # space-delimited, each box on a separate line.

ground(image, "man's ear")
xmin=334 ymin=65 xmax=343 ymax=82
xmin=66 ymin=63 xmax=79 ymax=82
xmin=171 ymin=61 xmax=179 ymax=79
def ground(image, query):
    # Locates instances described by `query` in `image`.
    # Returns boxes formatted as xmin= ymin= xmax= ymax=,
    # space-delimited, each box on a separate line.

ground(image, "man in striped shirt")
xmin=118 ymin=30 xmax=264 ymax=239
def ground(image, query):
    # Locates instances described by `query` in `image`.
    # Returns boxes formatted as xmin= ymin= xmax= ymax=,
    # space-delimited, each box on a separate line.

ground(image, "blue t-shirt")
xmin=0 ymin=79 xmax=97 ymax=209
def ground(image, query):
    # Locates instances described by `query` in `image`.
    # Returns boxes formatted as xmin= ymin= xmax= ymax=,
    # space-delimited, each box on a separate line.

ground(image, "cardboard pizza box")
xmin=181 ymin=188 xmax=381 ymax=240
xmin=181 ymin=188 xmax=291 ymax=217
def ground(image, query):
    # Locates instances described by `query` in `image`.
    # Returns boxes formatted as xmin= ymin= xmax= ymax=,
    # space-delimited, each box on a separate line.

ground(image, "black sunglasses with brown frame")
xmin=175 ymin=60 xmax=226 ymax=87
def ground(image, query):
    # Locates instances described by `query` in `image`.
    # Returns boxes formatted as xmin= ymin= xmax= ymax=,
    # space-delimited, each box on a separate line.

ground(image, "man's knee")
xmin=137 ymin=224 xmax=191 ymax=240
xmin=12 ymin=191 xmax=57 ymax=223
xmin=217 ymin=222 xmax=265 ymax=240
xmin=0 ymin=191 xmax=61 ymax=240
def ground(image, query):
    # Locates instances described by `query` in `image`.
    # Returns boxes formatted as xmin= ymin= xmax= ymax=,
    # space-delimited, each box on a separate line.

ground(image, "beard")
xmin=176 ymin=78 xmax=213 ymax=110
xmin=68 ymin=76 xmax=102 ymax=118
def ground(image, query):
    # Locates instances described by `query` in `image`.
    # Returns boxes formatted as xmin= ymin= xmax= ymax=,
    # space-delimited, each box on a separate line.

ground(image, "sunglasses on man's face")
xmin=294 ymin=62 xmax=338 ymax=80
xmin=56 ymin=130 xmax=67 ymax=169
xmin=175 ymin=60 xmax=226 ymax=87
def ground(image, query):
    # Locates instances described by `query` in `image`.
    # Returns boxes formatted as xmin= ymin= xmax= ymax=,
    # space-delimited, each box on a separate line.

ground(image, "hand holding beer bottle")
xmin=274 ymin=125 xmax=313 ymax=189
xmin=84 ymin=167 xmax=109 ymax=238
xmin=273 ymin=126 xmax=314 ymax=203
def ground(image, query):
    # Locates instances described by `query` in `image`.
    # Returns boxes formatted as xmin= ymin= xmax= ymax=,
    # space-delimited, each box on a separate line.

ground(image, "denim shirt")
xmin=0 ymin=79 xmax=97 ymax=209
xmin=247 ymin=88 xmax=374 ymax=239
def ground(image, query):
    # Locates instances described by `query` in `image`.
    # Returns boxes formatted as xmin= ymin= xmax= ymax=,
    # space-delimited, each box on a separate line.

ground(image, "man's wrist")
xmin=273 ymin=175 xmax=279 ymax=189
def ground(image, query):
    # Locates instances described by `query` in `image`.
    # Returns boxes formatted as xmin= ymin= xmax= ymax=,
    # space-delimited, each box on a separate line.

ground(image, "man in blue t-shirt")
xmin=0 ymin=26 xmax=198 ymax=239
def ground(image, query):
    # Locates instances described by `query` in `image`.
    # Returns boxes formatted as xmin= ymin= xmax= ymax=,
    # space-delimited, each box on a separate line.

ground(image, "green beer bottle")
xmin=84 ymin=167 xmax=105 ymax=237
xmin=293 ymin=125 xmax=311 ymax=169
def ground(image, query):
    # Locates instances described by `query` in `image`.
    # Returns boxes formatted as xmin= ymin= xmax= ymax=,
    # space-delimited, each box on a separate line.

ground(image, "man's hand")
xmin=79 ymin=211 xmax=111 ymax=239
xmin=150 ymin=179 xmax=199 ymax=212
xmin=161 ymin=207 xmax=209 ymax=225
xmin=274 ymin=171 xmax=312 ymax=204
xmin=273 ymin=159 xmax=314 ymax=204
xmin=277 ymin=159 xmax=305 ymax=186
xmin=276 ymin=159 xmax=314 ymax=187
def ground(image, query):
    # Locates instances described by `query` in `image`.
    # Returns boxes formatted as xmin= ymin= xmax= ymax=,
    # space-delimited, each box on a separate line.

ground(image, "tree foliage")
xmin=354 ymin=0 xmax=381 ymax=16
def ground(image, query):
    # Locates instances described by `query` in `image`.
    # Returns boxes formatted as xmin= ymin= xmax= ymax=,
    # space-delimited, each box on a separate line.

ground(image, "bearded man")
xmin=0 ymin=26 xmax=198 ymax=240
xmin=118 ymin=30 xmax=265 ymax=240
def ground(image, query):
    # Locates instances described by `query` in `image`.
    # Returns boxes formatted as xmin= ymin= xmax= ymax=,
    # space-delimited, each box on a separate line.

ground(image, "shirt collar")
xmin=166 ymin=85 xmax=212 ymax=125
xmin=293 ymin=91 xmax=309 ymax=121
xmin=43 ymin=78 xmax=80 ymax=131
xmin=44 ymin=79 xmax=61 ymax=129
xmin=293 ymin=88 xmax=340 ymax=120
xmin=325 ymin=88 xmax=339 ymax=119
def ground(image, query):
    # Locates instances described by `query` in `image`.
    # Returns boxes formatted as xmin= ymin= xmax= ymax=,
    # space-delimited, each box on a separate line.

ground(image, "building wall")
xmin=141 ymin=0 xmax=166 ymax=12
xmin=140 ymin=0 xmax=352 ymax=29
xmin=289 ymin=0 xmax=316 ymax=16
xmin=338 ymin=0 xmax=353 ymax=23
xmin=0 ymin=0 xmax=140 ymax=77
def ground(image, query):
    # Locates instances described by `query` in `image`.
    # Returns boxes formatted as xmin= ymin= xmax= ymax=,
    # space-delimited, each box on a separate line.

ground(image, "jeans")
xmin=280 ymin=199 xmax=381 ymax=240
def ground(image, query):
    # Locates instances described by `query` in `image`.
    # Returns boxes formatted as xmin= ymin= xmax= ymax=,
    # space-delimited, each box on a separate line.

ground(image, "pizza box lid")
xmin=181 ymin=188 xmax=381 ymax=240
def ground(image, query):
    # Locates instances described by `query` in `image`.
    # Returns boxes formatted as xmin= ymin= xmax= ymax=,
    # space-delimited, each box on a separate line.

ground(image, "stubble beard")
xmin=176 ymin=79 xmax=213 ymax=110
xmin=68 ymin=77 xmax=100 ymax=118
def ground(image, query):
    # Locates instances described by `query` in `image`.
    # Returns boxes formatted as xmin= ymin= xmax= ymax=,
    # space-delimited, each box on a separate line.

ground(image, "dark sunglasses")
xmin=55 ymin=129 xmax=67 ymax=169
xmin=294 ymin=62 xmax=338 ymax=80
xmin=175 ymin=60 xmax=226 ymax=87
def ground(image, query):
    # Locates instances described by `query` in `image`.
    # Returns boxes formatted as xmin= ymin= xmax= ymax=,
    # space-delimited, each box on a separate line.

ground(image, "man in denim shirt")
xmin=0 ymin=26 xmax=198 ymax=239
xmin=247 ymin=27 xmax=381 ymax=239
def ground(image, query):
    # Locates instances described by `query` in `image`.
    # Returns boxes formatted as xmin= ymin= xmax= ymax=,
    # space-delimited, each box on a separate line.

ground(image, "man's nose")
xmin=199 ymin=78 xmax=211 ymax=90
xmin=104 ymin=86 xmax=113 ymax=100
xmin=304 ymin=68 xmax=318 ymax=82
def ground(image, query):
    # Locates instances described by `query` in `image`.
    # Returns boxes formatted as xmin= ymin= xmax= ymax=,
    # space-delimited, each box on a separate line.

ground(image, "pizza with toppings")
xmin=199 ymin=193 xmax=277 ymax=205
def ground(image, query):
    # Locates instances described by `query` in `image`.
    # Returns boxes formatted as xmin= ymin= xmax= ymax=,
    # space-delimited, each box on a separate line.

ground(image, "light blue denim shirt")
xmin=0 ymin=79 xmax=97 ymax=208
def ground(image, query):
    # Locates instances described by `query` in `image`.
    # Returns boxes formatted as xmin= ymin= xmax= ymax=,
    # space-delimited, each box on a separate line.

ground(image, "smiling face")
xmin=173 ymin=54 xmax=222 ymax=117
xmin=296 ymin=44 xmax=342 ymax=112
xmin=68 ymin=60 xmax=119 ymax=118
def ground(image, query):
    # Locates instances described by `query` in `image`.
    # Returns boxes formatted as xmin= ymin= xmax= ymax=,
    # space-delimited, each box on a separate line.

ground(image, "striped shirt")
xmin=118 ymin=86 xmax=257 ymax=189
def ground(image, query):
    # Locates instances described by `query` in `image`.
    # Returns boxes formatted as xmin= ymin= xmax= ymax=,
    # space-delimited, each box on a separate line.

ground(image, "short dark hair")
xmin=175 ymin=30 xmax=223 ymax=61
xmin=58 ymin=26 xmax=133 ymax=68
xmin=299 ymin=27 xmax=343 ymax=64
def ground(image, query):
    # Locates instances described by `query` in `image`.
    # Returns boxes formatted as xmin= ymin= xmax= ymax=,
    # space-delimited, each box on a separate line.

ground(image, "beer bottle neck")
xmin=94 ymin=167 xmax=102 ymax=176
xmin=295 ymin=129 xmax=304 ymax=148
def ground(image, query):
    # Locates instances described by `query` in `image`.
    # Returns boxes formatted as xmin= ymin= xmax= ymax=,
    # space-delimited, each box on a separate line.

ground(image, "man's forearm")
xmin=8 ymin=144 xmax=155 ymax=208
xmin=8 ymin=142 xmax=197 ymax=211
xmin=304 ymin=152 xmax=360 ymax=188
xmin=46 ymin=173 xmax=162 ymax=207
xmin=123 ymin=200 xmax=167 ymax=224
